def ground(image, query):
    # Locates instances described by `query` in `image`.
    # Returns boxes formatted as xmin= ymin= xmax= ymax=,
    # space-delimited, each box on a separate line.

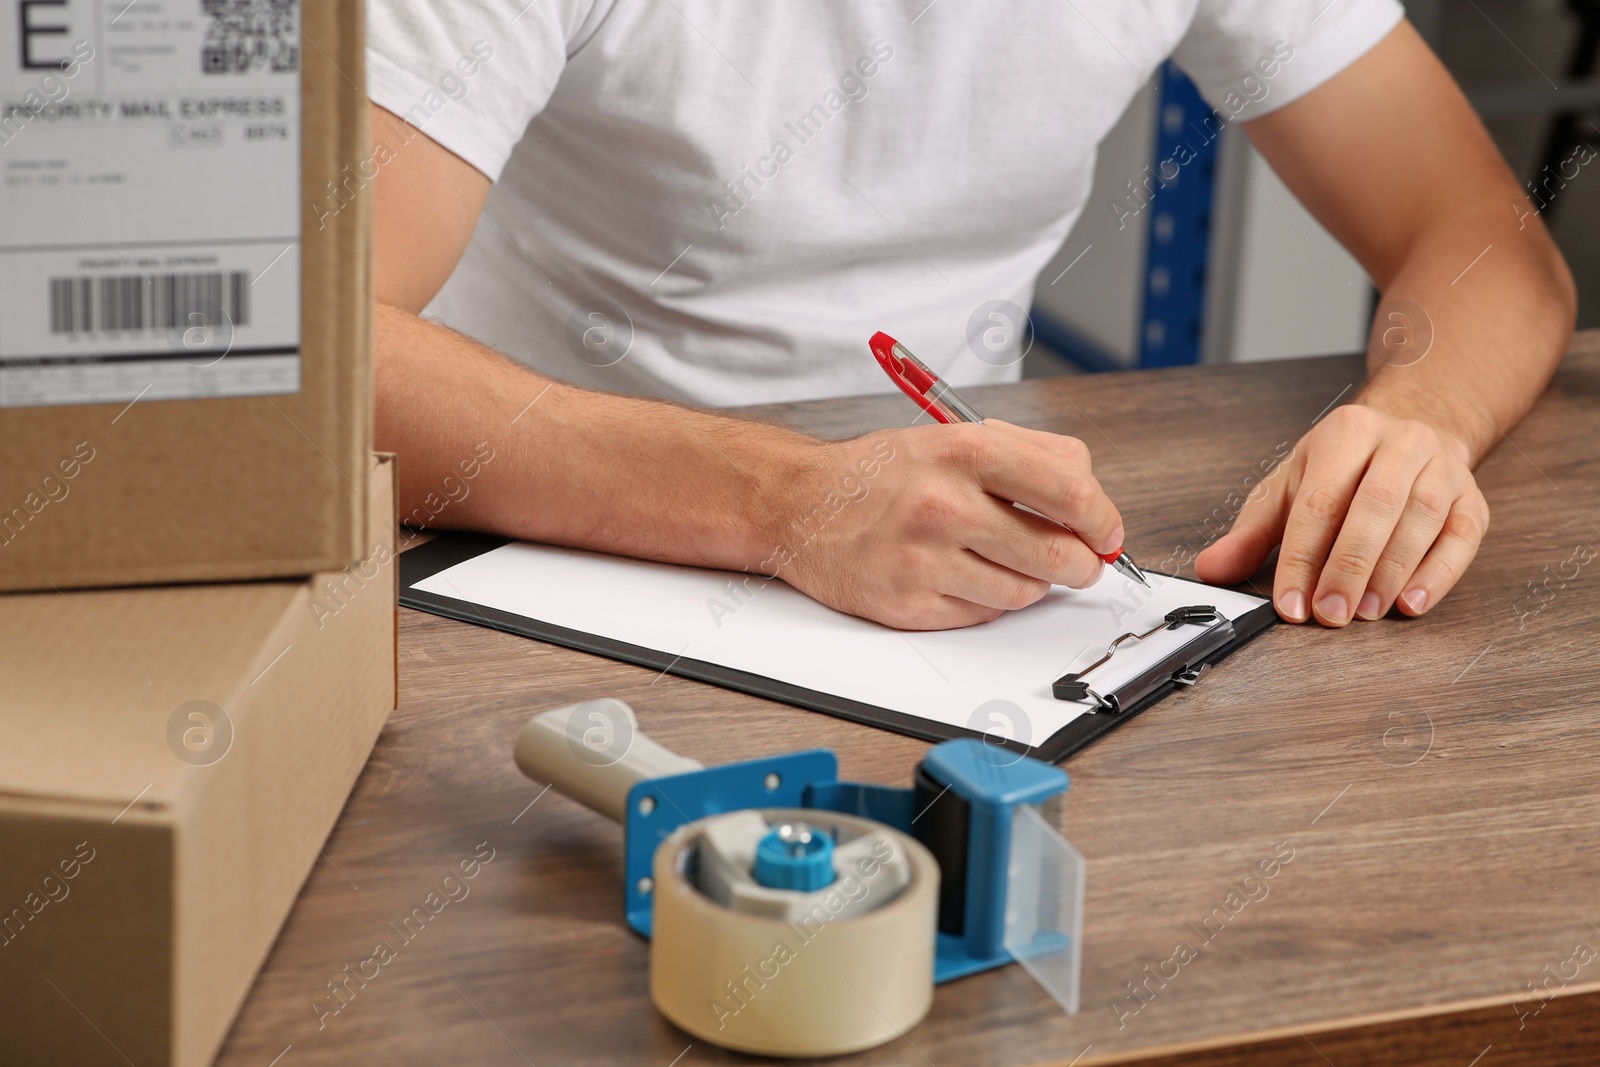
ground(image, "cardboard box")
xmin=0 ymin=453 xmax=398 ymax=1067
xmin=0 ymin=0 xmax=371 ymax=591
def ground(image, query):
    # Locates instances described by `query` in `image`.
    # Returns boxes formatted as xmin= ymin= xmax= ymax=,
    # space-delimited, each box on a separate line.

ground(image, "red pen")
xmin=869 ymin=331 xmax=1150 ymax=588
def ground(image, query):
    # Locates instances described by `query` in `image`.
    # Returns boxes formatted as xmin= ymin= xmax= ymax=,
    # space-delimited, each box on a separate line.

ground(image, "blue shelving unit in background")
xmin=1033 ymin=62 xmax=1221 ymax=371
xmin=1137 ymin=62 xmax=1219 ymax=368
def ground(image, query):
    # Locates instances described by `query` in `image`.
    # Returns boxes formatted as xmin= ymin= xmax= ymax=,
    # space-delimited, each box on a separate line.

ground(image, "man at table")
xmin=365 ymin=1 xmax=1573 ymax=630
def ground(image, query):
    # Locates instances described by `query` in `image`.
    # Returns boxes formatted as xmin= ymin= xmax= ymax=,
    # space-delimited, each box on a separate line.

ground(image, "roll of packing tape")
xmin=650 ymin=808 xmax=939 ymax=1057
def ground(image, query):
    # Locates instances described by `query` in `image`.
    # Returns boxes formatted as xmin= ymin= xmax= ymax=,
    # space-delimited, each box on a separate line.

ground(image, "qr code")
xmin=201 ymin=0 xmax=300 ymax=76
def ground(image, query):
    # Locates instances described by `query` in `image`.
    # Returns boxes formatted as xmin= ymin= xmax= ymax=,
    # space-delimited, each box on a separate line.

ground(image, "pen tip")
xmin=1117 ymin=555 xmax=1150 ymax=588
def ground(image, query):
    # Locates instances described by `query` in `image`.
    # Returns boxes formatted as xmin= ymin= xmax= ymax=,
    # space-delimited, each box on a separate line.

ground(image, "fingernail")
xmin=1356 ymin=591 xmax=1381 ymax=620
xmin=1279 ymin=590 xmax=1306 ymax=621
xmin=1401 ymin=588 xmax=1428 ymax=613
xmin=1106 ymin=525 xmax=1125 ymax=553
xmin=1316 ymin=593 xmax=1350 ymax=625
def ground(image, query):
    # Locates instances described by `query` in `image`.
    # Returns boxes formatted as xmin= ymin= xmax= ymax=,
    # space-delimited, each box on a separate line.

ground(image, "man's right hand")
xmin=765 ymin=421 xmax=1124 ymax=630
xmin=370 ymin=100 xmax=1123 ymax=633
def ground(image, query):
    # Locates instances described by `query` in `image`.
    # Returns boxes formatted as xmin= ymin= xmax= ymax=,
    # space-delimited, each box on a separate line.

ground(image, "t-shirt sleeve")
xmin=1171 ymin=0 xmax=1405 ymax=119
xmin=366 ymin=0 xmax=600 ymax=181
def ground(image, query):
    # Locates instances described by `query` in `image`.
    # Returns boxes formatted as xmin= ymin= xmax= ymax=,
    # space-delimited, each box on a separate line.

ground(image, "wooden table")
xmin=216 ymin=336 xmax=1600 ymax=1067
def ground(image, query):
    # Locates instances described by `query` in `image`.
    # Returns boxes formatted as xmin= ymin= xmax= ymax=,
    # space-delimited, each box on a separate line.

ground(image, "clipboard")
xmin=400 ymin=533 xmax=1277 ymax=763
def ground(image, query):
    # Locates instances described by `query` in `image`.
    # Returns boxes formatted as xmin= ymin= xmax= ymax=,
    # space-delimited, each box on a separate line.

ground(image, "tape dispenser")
xmin=515 ymin=698 xmax=1085 ymax=1057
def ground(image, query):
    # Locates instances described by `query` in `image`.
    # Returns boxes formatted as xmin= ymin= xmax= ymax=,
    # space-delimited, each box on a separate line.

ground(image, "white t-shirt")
xmin=367 ymin=0 xmax=1402 ymax=407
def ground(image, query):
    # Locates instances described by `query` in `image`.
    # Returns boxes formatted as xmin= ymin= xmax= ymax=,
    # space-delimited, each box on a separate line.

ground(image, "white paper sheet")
xmin=415 ymin=542 xmax=1267 ymax=747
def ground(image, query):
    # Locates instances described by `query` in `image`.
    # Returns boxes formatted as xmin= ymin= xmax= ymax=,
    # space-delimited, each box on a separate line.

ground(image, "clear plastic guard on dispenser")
xmin=1003 ymin=803 xmax=1086 ymax=1015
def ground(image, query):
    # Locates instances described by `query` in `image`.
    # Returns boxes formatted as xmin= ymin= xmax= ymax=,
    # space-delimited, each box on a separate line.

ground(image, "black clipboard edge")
xmin=399 ymin=534 xmax=1277 ymax=764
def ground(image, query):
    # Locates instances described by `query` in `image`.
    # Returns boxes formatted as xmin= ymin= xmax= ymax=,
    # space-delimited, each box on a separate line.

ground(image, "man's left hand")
xmin=1195 ymin=404 xmax=1489 ymax=626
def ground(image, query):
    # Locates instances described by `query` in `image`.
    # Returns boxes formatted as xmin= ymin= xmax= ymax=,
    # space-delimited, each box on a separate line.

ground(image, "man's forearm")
xmin=375 ymin=302 xmax=819 ymax=569
xmin=1356 ymin=206 xmax=1575 ymax=467
xmin=374 ymin=302 xmax=1137 ymax=630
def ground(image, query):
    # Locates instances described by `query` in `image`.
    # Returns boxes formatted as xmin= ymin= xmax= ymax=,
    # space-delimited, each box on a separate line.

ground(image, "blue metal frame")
xmin=1137 ymin=62 xmax=1220 ymax=368
xmin=621 ymin=739 xmax=1070 ymax=985
xmin=623 ymin=749 xmax=834 ymax=936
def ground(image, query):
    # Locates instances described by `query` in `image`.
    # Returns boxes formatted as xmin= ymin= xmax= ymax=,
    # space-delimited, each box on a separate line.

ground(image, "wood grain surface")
xmin=215 ymin=335 xmax=1600 ymax=1067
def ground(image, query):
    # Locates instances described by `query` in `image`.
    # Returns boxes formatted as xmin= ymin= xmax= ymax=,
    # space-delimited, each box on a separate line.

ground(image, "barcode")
xmin=49 ymin=272 xmax=251 ymax=335
xmin=201 ymin=0 xmax=299 ymax=76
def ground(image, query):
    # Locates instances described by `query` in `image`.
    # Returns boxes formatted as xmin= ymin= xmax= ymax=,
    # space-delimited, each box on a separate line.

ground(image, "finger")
xmin=965 ymin=426 xmax=1123 ymax=555
xmin=963 ymin=496 xmax=1105 ymax=589
xmin=1310 ymin=436 xmax=1432 ymax=626
xmin=1355 ymin=458 xmax=1458 ymax=619
xmin=1194 ymin=462 xmax=1292 ymax=585
xmin=984 ymin=420 xmax=1094 ymax=471
xmin=1273 ymin=445 xmax=1374 ymax=624
xmin=936 ymin=550 xmax=1053 ymax=613
xmin=1395 ymin=486 xmax=1489 ymax=617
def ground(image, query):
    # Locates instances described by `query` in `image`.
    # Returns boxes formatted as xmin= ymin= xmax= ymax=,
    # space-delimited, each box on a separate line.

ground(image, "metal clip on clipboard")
xmin=1052 ymin=605 xmax=1235 ymax=712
